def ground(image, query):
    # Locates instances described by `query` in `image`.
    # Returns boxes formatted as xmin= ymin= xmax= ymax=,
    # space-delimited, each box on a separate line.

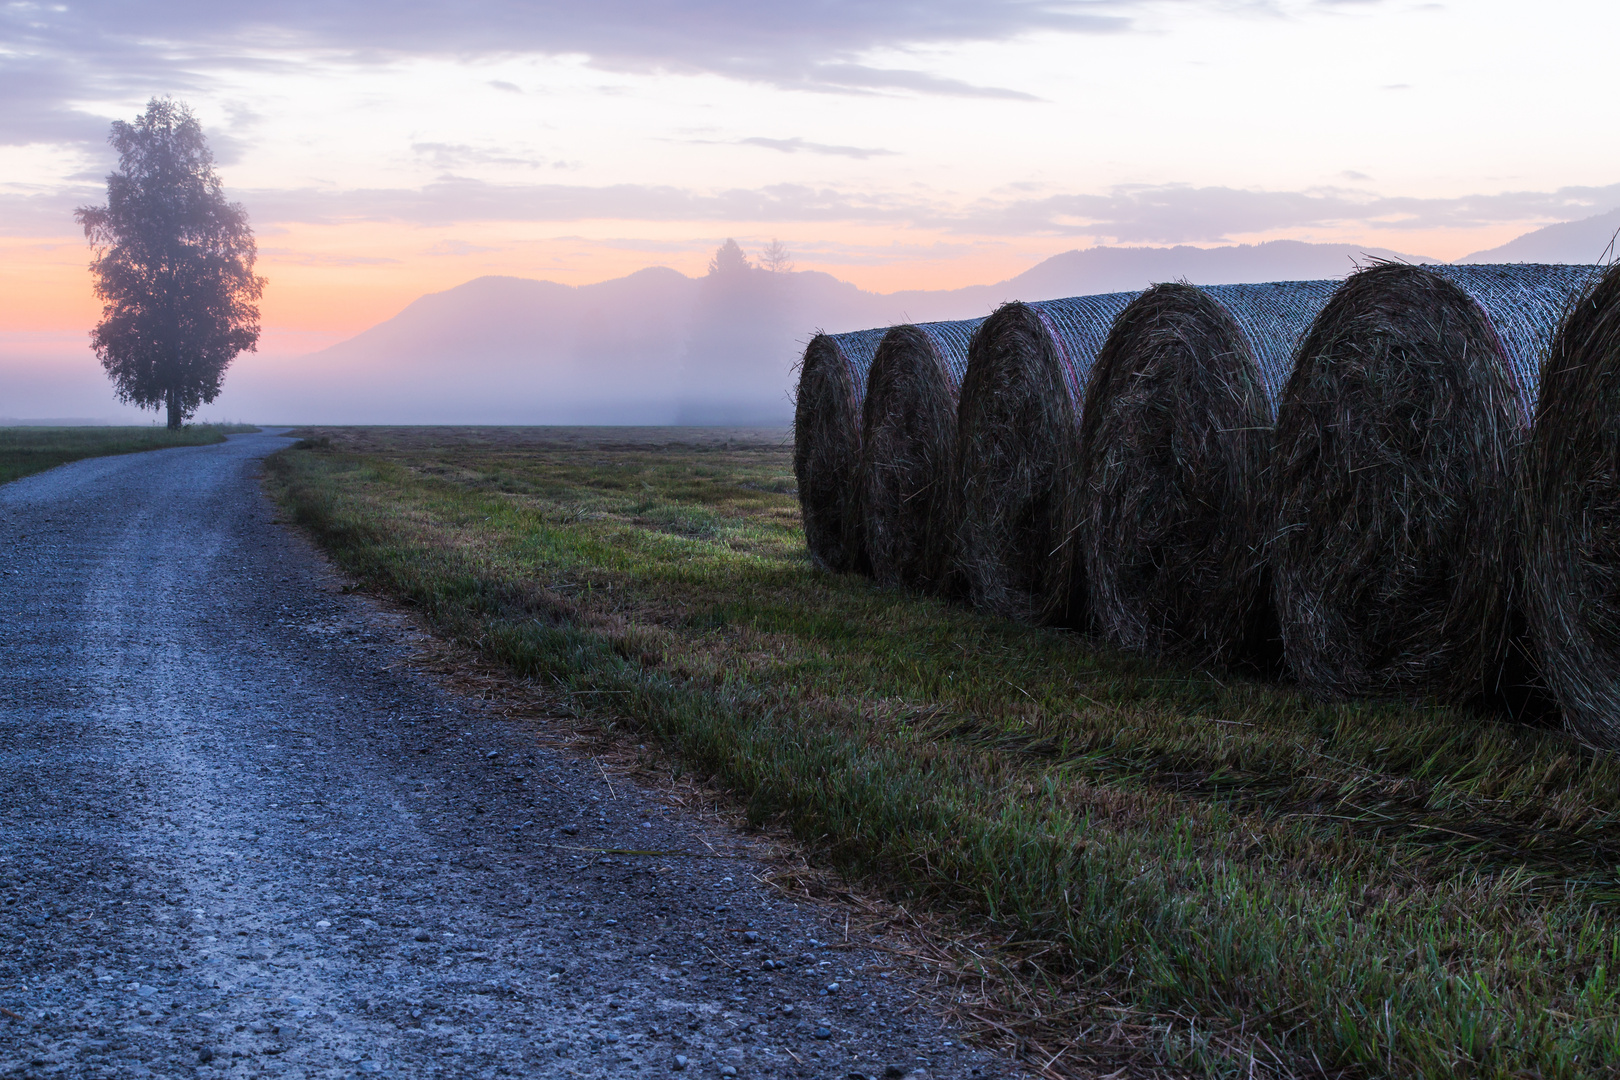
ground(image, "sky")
xmin=4 ymin=0 xmax=1620 ymax=417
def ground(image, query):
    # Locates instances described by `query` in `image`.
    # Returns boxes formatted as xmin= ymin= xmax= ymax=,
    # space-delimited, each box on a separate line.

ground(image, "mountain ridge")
xmin=235 ymin=218 xmax=1617 ymax=424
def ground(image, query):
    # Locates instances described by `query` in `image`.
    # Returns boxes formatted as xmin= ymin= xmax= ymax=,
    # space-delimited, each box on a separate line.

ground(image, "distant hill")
xmin=247 ymin=238 xmax=1435 ymax=425
xmin=1460 ymin=209 xmax=1620 ymax=264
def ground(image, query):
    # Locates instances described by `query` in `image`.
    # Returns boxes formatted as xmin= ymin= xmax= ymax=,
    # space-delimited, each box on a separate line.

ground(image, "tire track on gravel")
xmin=0 ymin=431 xmax=1019 ymax=1080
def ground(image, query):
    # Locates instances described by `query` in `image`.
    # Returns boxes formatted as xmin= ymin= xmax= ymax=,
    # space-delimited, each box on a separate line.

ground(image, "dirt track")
xmin=0 ymin=431 xmax=1016 ymax=1080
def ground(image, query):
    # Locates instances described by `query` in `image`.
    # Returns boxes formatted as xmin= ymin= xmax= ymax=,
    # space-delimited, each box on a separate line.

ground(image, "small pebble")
xmin=719 ymin=1068 xmax=737 ymax=1077
xmin=672 ymin=1054 xmax=688 ymax=1070
xmin=485 ymin=750 xmax=499 ymax=759
xmin=814 ymin=1026 xmax=832 ymax=1039
xmin=827 ymin=982 xmax=840 ymax=993
xmin=743 ymin=930 xmax=759 ymax=942
xmin=562 ymin=825 xmax=579 ymax=835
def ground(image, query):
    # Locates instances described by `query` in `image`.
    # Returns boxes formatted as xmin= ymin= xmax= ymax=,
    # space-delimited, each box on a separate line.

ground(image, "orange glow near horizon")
xmin=0 ymin=215 xmax=1582 ymax=349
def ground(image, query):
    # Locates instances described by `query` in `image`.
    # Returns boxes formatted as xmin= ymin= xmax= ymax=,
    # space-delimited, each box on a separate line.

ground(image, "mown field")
xmin=266 ymin=426 xmax=1620 ymax=1079
xmin=0 ymin=424 xmax=259 ymax=485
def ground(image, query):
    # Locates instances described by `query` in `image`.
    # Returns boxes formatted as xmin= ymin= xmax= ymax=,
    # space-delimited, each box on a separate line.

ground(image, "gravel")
xmin=0 ymin=431 xmax=1020 ymax=1079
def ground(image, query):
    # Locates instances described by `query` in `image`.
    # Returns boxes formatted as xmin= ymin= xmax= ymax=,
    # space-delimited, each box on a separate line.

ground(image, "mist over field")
xmin=218 ymin=214 xmax=1620 ymax=425
xmin=6 ymin=212 xmax=1620 ymax=426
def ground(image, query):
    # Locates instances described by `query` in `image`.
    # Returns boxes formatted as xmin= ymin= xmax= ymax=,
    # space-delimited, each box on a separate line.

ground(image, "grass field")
xmin=266 ymin=425 xmax=1620 ymax=1078
xmin=0 ymin=424 xmax=260 ymax=485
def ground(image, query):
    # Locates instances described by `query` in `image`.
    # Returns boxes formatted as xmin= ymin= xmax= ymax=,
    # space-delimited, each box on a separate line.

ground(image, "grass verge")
xmin=0 ymin=423 xmax=260 ymax=485
xmin=266 ymin=425 xmax=1620 ymax=1079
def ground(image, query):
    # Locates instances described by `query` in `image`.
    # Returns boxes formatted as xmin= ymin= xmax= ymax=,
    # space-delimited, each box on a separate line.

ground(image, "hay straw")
xmin=793 ymin=327 xmax=889 ymax=573
xmin=1271 ymin=262 xmax=1597 ymax=704
xmin=1521 ymin=262 xmax=1620 ymax=746
xmin=859 ymin=318 xmax=983 ymax=590
xmin=953 ymin=294 xmax=1137 ymax=623
xmin=1079 ymin=280 xmax=1338 ymax=667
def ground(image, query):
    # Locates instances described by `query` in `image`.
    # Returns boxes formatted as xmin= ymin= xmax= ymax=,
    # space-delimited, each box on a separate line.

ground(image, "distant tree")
xmin=707 ymin=238 xmax=752 ymax=276
xmin=76 ymin=98 xmax=265 ymax=429
xmin=760 ymin=238 xmax=794 ymax=274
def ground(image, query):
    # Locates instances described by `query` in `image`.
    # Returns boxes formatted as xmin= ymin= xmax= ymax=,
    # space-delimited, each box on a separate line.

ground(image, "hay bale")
xmin=1521 ymin=263 xmax=1620 ymax=746
xmin=858 ymin=317 xmax=982 ymax=590
xmin=1079 ymin=280 xmax=1339 ymax=666
xmin=1271 ymin=262 xmax=1598 ymax=703
xmin=793 ymin=327 xmax=889 ymax=573
xmin=953 ymin=293 xmax=1137 ymax=623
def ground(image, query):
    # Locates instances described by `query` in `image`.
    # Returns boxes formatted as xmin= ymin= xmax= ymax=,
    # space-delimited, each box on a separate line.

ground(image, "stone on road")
xmin=0 ymin=432 xmax=1015 ymax=1079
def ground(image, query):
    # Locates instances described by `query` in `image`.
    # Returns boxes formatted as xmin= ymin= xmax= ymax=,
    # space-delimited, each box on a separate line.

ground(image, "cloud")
xmin=424 ymin=239 xmax=499 ymax=256
xmin=256 ymin=247 xmax=401 ymax=266
xmin=954 ymin=181 xmax=1620 ymax=243
xmin=489 ymin=80 xmax=522 ymax=93
xmin=228 ymin=175 xmax=1620 ymax=249
xmin=735 ymin=137 xmax=898 ymax=160
xmin=411 ymin=143 xmax=547 ymax=169
xmin=0 ymin=0 xmax=1143 ymax=148
xmin=241 ymin=177 xmax=921 ymax=227
xmin=0 ymin=189 xmax=100 ymax=237
xmin=789 ymin=63 xmax=1042 ymax=100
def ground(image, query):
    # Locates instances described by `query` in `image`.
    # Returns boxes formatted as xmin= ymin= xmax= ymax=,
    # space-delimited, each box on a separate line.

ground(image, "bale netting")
xmin=1522 ymin=263 xmax=1620 ymax=747
xmin=953 ymin=292 xmax=1137 ymax=623
xmin=858 ymin=317 xmax=982 ymax=590
xmin=1079 ymin=279 xmax=1339 ymax=667
xmin=793 ymin=326 xmax=889 ymax=573
xmin=1271 ymin=262 xmax=1598 ymax=705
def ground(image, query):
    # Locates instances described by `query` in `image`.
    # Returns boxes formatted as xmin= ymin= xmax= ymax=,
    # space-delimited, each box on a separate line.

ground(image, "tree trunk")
xmin=165 ymin=391 xmax=182 ymax=430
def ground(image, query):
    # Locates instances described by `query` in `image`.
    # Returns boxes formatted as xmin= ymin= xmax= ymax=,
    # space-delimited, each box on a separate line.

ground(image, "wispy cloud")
xmin=735 ymin=137 xmax=898 ymax=160
xmin=425 ymin=239 xmax=499 ymax=256
xmin=257 ymin=248 xmax=401 ymax=266
xmin=953 ymin=181 xmax=1620 ymax=243
xmin=410 ymin=143 xmax=551 ymax=170
xmin=230 ymin=176 xmax=1620 ymax=246
xmin=0 ymin=0 xmax=1145 ymax=149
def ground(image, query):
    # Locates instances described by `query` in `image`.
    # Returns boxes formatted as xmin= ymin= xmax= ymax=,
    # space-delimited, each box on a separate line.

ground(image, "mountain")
xmin=1460 ymin=209 xmax=1620 ymax=264
xmin=241 ymin=239 xmax=1436 ymax=425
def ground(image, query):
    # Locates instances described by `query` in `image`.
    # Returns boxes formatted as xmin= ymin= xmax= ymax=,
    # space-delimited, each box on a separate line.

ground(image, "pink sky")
xmin=3 ymin=0 xmax=1619 ymax=347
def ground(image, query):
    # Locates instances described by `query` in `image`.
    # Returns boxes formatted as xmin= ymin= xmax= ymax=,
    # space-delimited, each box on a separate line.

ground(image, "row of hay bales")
xmin=793 ymin=261 xmax=1620 ymax=748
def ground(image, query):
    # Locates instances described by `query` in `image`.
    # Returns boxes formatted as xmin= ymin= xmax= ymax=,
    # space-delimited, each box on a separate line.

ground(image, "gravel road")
xmin=0 ymin=432 xmax=1018 ymax=1080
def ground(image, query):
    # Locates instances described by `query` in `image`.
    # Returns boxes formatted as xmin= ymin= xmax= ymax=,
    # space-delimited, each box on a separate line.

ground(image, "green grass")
xmin=0 ymin=423 xmax=260 ymax=484
xmin=266 ymin=425 xmax=1620 ymax=1078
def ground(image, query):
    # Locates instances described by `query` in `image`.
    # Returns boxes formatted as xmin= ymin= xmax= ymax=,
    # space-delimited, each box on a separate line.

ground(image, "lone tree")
xmin=76 ymin=98 xmax=264 ymax=429
xmin=760 ymin=238 xmax=793 ymax=274
xmin=707 ymin=238 xmax=752 ymax=276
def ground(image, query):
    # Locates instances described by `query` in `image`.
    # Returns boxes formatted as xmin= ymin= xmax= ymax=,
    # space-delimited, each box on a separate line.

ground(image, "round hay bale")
xmin=793 ymin=327 xmax=889 ymax=573
xmin=953 ymin=293 xmax=1137 ymax=623
xmin=1080 ymin=280 xmax=1339 ymax=667
xmin=1272 ymin=262 xmax=1597 ymax=703
xmin=1522 ymin=263 xmax=1620 ymax=746
xmin=858 ymin=317 xmax=982 ymax=590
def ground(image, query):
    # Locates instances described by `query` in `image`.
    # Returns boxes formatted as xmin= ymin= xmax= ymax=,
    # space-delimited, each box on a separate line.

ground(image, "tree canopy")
xmin=76 ymin=98 xmax=264 ymax=428
xmin=707 ymin=238 xmax=752 ymax=276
